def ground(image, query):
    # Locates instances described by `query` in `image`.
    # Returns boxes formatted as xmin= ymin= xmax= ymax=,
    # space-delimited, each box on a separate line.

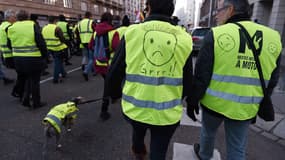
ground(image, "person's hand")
xmin=186 ymin=99 xmax=199 ymax=121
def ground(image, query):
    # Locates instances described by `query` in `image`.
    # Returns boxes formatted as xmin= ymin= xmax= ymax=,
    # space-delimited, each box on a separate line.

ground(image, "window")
xmin=110 ymin=9 xmax=113 ymax=15
xmin=63 ymin=0 xmax=72 ymax=8
xmin=81 ymin=2 xmax=87 ymax=11
xmin=103 ymin=7 xmax=107 ymax=12
xmin=43 ymin=0 xmax=56 ymax=5
xmin=94 ymin=5 xmax=99 ymax=14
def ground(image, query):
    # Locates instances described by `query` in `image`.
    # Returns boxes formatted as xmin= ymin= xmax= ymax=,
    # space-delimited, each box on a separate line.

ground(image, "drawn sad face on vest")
xmin=143 ymin=31 xmax=177 ymax=66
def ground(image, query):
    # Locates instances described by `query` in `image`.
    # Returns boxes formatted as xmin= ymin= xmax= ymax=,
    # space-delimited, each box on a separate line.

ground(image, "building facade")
xmin=0 ymin=0 xmax=124 ymax=26
xmin=124 ymin=0 xmax=145 ymax=23
xmin=174 ymin=0 xmax=196 ymax=27
xmin=185 ymin=0 xmax=196 ymax=27
xmin=198 ymin=0 xmax=217 ymax=27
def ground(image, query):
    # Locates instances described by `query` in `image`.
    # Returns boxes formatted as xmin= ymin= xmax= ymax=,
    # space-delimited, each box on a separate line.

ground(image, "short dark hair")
xmin=48 ymin=16 xmax=56 ymax=23
xmin=224 ymin=0 xmax=250 ymax=16
xmin=85 ymin=11 xmax=92 ymax=18
xmin=0 ymin=11 xmax=3 ymax=23
xmin=101 ymin=12 xmax=113 ymax=25
xmin=147 ymin=0 xmax=175 ymax=16
xmin=122 ymin=15 xmax=130 ymax=26
xmin=59 ymin=14 xmax=66 ymax=21
xmin=16 ymin=10 xmax=29 ymax=21
xmin=30 ymin=14 xmax=38 ymax=21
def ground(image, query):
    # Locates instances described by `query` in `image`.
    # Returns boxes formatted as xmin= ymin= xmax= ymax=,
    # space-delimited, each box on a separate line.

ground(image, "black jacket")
xmin=188 ymin=14 xmax=281 ymax=118
xmin=106 ymin=14 xmax=193 ymax=100
xmin=7 ymin=23 xmax=47 ymax=73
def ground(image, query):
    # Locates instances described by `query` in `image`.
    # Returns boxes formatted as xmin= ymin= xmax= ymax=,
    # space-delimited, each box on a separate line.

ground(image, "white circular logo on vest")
xmin=143 ymin=31 xmax=177 ymax=66
xmin=217 ymin=33 xmax=235 ymax=52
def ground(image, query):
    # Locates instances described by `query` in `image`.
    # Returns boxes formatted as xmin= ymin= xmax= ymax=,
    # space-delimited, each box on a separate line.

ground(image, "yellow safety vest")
xmin=201 ymin=21 xmax=282 ymax=120
xmin=0 ymin=21 xmax=13 ymax=58
xmin=57 ymin=21 xmax=69 ymax=40
xmin=122 ymin=21 xmax=193 ymax=125
xmin=42 ymin=24 xmax=67 ymax=51
xmin=8 ymin=20 xmax=41 ymax=57
xmin=43 ymin=102 xmax=78 ymax=133
xmin=116 ymin=26 xmax=128 ymax=39
xmin=78 ymin=18 xmax=93 ymax=44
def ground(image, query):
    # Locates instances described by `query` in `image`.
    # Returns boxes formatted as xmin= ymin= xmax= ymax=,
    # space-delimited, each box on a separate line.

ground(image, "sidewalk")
xmin=251 ymin=87 xmax=285 ymax=147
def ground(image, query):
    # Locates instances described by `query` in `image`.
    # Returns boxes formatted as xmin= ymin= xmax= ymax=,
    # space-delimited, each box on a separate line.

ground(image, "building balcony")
xmin=95 ymin=0 xmax=105 ymax=3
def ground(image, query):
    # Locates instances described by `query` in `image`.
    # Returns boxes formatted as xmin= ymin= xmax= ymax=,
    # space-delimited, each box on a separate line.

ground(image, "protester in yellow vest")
xmin=75 ymin=11 xmax=95 ymax=80
xmin=116 ymin=15 xmax=130 ymax=39
xmin=0 ymin=9 xmax=16 ymax=68
xmin=0 ymin=9 xmax=15 ymax=85
xmin=88 ymin=12 xmax=120 ymax=121
xmin=186 ymin=0 xmax=282 ymax=159
xmin=7 ymin=10 xmax=47 ymax=109
xmin=106 ymin=0 xmax=193 ymax=159
xmin=57 ymin=14 xmax=72 ymax=66
xmin=42 ymin=16 xmax=68 ymax=84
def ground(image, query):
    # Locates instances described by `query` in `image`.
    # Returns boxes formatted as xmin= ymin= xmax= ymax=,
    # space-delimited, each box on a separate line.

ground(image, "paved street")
xmin=0 ymin=56 xmax=285 ymax=160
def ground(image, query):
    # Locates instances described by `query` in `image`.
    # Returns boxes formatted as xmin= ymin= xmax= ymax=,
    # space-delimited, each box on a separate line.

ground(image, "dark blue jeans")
xmin=51 ymin=51 xmax=65 ymax=81
xmin=124 ymin=114 xmax=179 ymax=160
xmin=199 ymin=109 xmax=251 ymax=160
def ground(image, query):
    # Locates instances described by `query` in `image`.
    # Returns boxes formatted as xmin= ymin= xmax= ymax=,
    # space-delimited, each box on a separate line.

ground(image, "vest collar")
xmin=144 ymin=14 xmax=172 ymax=24
xmin=225 ymin=14 xmax=251 ymax=24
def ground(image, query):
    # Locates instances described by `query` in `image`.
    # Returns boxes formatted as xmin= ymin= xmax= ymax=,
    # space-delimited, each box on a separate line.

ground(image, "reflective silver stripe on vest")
xmin=212 ymin=74 xmax=269 ymax=86
xmin=126 ymin=74 xmax=182 ymax=86
xmin=46 ymin=114 xmax=62 ymax=126
xmin=123 ymin=94 xmax=181 ymax=110
xmin=13 ymin=46 xmax=38 ymax=49
xmin=12 ymin=45 xmax=39 ymax=53
xmin=206 ymin=88 xmax=263 ymax=104
xmin=2 ymin=50 xmax=12 ymax=54
xmin=13 ymin=48 xmax=39 ymax=53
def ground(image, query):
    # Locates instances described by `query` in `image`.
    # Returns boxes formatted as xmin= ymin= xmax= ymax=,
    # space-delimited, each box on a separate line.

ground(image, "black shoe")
xmin=11 ymin=92 xmax=20 ymax=98
xmin=193 ymin=143 xmax=201 ymax=160
xmin=33 ymin=102 xmax=47 ymax=109
xmin=53 ymin=79 xmax=59 ymax=84
xmin=65 ymin=61 xmax=72 ymax=65
xmin=83 ymin=73 xmax=88 ymax=81
xmin=22 ymin=99 xmax=31 ymax=108
xmin=100 ymin=111 xmax=111 ymax=121
xmin=3 ymin=77 xmax=14 ymax=85
xmin=62 ymin=72 xmax=67 ymax=78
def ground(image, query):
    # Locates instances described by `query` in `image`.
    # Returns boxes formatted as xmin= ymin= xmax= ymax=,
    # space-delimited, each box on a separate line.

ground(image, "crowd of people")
xmin=0 ymin=0 xmax=283 ymax=160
